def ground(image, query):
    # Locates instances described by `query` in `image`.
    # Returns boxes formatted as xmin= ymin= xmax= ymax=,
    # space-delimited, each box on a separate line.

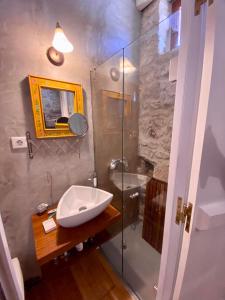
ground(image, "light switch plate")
xmin=11 ymin=137 xmax=28 ymax=149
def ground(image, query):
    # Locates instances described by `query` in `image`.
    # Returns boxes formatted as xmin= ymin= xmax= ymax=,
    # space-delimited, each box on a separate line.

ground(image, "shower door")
xmin=91 ymin=9 xmax=183 ymax=300
xmin=92 ymin=10 xmax=182 ymax=297
xmin=91 ymin=1 xmax=212 ymax=299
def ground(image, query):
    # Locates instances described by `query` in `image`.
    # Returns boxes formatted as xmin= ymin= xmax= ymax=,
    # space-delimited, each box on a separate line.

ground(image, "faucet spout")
xmin=109 ymin=158 xmax=128 ymax=171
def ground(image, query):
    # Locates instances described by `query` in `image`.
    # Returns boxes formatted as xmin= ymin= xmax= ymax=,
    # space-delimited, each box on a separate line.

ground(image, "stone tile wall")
xmin=139 ymin=0 xmax=177 ymax=182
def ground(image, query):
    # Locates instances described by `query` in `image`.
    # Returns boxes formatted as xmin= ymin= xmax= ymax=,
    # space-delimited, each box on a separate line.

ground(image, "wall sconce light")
xmin=47 ymin=22 xmax=74 ymax=66
xmin=120 ymin=57 xmax=136 ymax=74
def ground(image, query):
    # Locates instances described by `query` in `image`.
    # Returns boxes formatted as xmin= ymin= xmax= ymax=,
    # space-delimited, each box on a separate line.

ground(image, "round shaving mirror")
xmin=68 ymin=113 xmax=88 ymax=136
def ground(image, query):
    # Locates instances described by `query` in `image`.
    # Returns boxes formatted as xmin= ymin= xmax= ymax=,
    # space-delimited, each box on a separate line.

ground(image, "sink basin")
xmin=110 ymin=172 xmax=150 ymax=191
xmin=56 ymin=185 xmax=113 ymax=228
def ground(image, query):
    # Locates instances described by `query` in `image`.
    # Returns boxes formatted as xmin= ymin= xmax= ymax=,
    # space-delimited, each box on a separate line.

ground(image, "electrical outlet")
xmin=11 ymin=137 xmax=28 ymax=149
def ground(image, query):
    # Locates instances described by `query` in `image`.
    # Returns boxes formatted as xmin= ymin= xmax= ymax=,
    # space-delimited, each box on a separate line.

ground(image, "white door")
xmin=173 ymin=0 xmax=225 ymax=299
xmin=0 ymin=214 xmax=24 ymax=300
xmin=157 ymin=0 xmax=224 ymax=299
xmin=157 ymin=0 xmax=208 ymax=299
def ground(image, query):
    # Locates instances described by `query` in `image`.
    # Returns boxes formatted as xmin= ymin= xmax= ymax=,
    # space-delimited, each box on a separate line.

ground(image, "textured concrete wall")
xmin=139 ymin=0 xmax=177 ymax=182
xmin=0 ymin=0 xmax=141 ymax=279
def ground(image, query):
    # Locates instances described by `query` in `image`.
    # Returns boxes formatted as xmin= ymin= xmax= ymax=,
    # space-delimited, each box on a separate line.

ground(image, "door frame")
xmin=0 ymin=214 xmax=24 ymax=300
xmin=157 ymin=0 xmax=209 ymax=299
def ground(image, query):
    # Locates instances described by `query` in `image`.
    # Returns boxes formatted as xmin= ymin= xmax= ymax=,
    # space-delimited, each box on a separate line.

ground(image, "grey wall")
xmin=0 ymin=0 xmax=141 ymax=279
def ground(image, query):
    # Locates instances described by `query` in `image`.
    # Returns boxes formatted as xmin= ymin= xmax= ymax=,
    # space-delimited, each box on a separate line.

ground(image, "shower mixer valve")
xmin=109 ymin=158 xmax=129 ymax=171
xmin=129 ymin=192 xmax=139 ymax=199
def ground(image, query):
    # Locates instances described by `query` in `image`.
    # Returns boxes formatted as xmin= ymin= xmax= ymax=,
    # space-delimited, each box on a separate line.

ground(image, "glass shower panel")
xmin=122 ymin=11 xmax=179 ymax=300
xmin=91 ymin=50 xmax=124 ymax=276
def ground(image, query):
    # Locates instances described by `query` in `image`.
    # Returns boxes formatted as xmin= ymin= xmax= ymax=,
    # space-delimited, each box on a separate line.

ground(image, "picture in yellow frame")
xmin=28 ymin=75 xmax=84 ymax=138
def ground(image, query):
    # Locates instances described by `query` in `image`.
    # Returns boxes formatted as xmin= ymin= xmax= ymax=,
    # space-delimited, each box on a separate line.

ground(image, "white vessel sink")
xmin=110 ymin=172 xmax=150 ymax=191
xmin=56 ymin=185 xmax=113 ymax=228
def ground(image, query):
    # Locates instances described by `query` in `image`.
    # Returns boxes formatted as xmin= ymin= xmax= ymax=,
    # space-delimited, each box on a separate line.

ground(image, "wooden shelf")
xmin=32 ymin=205 xmax=121 ymax=266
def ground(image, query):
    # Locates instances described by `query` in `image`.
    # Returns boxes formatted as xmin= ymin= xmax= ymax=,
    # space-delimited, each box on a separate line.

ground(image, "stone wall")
xmin=139 ymin=0 xmax=177 ymax=182
xmin=0 ymin=0 xmax=141 ymax=279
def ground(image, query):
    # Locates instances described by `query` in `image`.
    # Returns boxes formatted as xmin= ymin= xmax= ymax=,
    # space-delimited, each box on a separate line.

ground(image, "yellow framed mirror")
xmin=28 ymin=75 xmax=84 ymax=138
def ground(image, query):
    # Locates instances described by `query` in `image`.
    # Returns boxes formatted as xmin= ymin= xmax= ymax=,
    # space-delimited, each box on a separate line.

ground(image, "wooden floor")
xmin=26 ymin=250 xmax=133 ymax=300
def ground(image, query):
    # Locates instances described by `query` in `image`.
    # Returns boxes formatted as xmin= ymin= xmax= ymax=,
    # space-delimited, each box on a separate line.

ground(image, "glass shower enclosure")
xmin=91 ymin=10 xmax=180 ymax=300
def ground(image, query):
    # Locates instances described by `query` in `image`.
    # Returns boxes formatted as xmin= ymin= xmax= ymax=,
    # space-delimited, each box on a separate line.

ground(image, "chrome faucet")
xmin=109 ymin=158 xmax=129 ymax=171
xmin=88 ymin=171 xmax=97 ymax=188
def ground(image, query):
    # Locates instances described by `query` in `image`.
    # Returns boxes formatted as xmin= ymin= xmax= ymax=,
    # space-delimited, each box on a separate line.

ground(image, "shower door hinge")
xmin=175 ymin=197 xmax=193 ymax=233
xmin=195 ymin=0 xmax=214 ymax=16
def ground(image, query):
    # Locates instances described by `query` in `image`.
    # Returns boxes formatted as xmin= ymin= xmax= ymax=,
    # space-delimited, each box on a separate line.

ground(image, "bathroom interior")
xmin=1 ymin=0 xmax=225 ymax=300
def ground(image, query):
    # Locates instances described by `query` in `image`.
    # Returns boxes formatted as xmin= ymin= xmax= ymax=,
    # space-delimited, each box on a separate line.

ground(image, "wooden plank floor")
xmin=26 ymin=250 xmax=133 ymax=300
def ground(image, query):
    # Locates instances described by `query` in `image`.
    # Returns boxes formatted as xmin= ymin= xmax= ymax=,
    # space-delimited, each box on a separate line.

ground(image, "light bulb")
xmin=120 ymin=57 xmax=136 ymax=74
xmin=52 ymin=22 xmax=74 ymax=53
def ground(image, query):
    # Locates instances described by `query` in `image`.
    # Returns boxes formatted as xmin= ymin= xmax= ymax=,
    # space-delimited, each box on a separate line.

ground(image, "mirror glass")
xmin=68 ymin=113 xmax=88 ymax=136
xmin=41 ymin=87 xmax=75 ymax=129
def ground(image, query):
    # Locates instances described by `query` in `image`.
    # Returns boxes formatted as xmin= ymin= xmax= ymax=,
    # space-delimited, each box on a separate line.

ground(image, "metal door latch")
xmin=175 ymin=197 xmax=193 ymax=233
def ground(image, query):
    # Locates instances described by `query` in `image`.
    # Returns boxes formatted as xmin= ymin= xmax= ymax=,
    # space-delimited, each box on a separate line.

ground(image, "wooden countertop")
xmin=32 ymin=205 xmax=121 ymax=266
